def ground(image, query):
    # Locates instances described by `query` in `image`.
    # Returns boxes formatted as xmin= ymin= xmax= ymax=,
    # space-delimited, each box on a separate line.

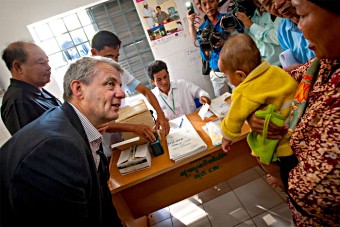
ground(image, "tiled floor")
xmin=148 ymin=166 xmax=294 ymax=227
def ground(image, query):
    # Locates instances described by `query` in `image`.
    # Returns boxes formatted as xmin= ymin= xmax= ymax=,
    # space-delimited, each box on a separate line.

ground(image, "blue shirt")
xmin=247 ymin=10 xmax=282 ymax=66
xmin=277 ymin=18 xmax=315 ymax=64
xmin=198 ymin=13 xmax=229 ymax=71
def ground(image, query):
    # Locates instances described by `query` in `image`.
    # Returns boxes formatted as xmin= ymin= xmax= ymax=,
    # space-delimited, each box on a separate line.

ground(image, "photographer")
xmin=186 ymin=0 xmax=233 ymax=41
xmin=187 ymin=0 xmax=203 ymax=41
xmin=237 ymin=0 xmax=282 ymax=66
xmin=197 ymin=0 xmax=233 ymax=97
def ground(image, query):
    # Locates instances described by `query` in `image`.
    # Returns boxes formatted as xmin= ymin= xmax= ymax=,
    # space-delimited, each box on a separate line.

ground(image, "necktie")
xmin=96 ymin=144 xmax=122 ymax=226
xmin=96 ymin=143 xmax=109 ymax=183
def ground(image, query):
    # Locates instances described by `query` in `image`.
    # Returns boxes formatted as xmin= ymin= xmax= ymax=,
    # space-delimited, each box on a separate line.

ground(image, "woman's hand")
xmin=247 ymin=110 xmax=287 ymax=139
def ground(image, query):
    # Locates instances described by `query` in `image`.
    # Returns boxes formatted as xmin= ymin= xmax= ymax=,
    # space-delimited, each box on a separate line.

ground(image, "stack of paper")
xmin=167 ymin=115 xmax=207 ymax=162
xmin=209 ymin=92 xmax=232 ymax=119
xmin=116 ymin=144 xmax=151 ymax=175
xmin=205 ymin=118 xmax=223 ymax=146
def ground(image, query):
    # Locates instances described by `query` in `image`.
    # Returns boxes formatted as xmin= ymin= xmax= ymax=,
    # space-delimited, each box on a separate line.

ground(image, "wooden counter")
xmin=108 ymin=112 xmax=258 ymax=226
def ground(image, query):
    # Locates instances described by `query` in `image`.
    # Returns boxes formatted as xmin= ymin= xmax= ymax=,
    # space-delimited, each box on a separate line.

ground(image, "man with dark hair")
xmin=1 ymin=41 xmax=62 ymax=135
xmin=0 ymin=56 xmax=124 ymax=226
xmin=148 ymin=60 xmax=211 ymax=120
xmin=91 ymin=31 xmax=121 ymax=62
xmin=197 ymin=0 xmax=232 ymax=97
xmin=91 ymin=30 xmax=170 ymax=138
xmin=155 ymin=6 xmax=170 ymax=25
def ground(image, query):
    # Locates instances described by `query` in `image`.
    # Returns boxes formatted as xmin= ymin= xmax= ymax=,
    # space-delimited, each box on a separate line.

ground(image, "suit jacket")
xmin=1 ymin=79 xmax=62 ymax=135
xmin=0 ymin=102 xmax=122 ymax=226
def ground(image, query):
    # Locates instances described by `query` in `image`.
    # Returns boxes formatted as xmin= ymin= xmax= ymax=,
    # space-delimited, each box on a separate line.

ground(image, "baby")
xmin=218 ymin=33 xmax=298 ymax=190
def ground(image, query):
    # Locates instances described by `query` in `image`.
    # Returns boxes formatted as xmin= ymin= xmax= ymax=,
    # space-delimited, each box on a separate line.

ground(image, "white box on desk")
xmin=117 ymin=144 xmax=151 ymax=175
xmin=115 ymin=100 xmax=155 ymax=150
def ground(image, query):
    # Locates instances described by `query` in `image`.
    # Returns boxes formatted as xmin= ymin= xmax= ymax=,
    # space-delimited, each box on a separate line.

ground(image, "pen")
xmin=179 ymin=118 xmax=184 ymax=128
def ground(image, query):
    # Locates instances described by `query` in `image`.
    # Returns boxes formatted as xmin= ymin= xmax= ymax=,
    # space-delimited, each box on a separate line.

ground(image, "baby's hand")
xmin=222 ymin=138 xmax=232 ymax=152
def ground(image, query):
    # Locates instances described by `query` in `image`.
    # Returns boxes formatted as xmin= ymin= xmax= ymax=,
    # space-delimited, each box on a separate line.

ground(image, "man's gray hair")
xmin=63 ymin=56 xmax=123 ymax=101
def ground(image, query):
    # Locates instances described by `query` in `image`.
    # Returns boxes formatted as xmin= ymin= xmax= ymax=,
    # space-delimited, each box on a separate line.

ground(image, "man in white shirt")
xmin=236 ymin=0 xmax=282 ymax=66
xmin=148 ymin=60 xmax=211 ymax=120
xmin=142 ymin=1 xmax=155 ymax=29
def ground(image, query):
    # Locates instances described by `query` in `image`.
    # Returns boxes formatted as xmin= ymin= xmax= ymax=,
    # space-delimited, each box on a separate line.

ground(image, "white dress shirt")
xmin=69 ymin=103 xmax=101 ymax=169
xmin=152 ymin=80 xmax=210 ymax=120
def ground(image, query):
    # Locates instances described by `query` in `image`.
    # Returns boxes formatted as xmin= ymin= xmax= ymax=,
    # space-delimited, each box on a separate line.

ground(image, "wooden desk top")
xmin=108 ymin=113 xmax=250 ymax=194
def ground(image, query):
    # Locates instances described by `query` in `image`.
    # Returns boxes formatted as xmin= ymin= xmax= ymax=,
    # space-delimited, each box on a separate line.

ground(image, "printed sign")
xmin=136 ymin=0 xmax=183 ymax=42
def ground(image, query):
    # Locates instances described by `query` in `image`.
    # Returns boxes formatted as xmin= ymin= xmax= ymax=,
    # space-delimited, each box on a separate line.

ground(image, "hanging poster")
xmin=136 ymin=0 xmax=183 ymax=42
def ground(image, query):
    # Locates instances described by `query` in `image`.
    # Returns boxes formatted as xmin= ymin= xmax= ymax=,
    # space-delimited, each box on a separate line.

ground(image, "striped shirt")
xmin=69 ymin=102 xmax=101 ymax=169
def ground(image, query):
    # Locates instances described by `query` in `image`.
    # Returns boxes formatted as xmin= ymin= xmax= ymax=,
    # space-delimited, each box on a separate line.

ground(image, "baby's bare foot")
xmin=267 ymin=174 xmax=285 ymax=191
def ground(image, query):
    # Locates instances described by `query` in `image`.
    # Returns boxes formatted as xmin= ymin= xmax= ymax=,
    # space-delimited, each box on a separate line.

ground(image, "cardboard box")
xmin=116 ymin=144 xmax=151 ymax=175
xmin=115 ymin=100 xmax=155 ymax=150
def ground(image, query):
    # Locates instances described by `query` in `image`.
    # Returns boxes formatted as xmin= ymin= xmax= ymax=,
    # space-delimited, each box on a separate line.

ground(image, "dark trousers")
xmin=278 ymin=154 xmax=299 ymax=192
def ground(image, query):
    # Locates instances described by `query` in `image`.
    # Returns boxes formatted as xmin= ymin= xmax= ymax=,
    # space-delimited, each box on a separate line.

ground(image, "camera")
xmin=185 ymin=1 xmax=195 ymax=15
xmin=197 ymin=24 xmax=224 ymax=51
xmin=150 ymin=132 xmax=164 ymax=157
xmin=220 ymin=15 xmax=241 ymax=30
xmin=220 ymin=0 xmax=255 ymax=30
xmin=197 ymin=0 xmax=255 ymax=51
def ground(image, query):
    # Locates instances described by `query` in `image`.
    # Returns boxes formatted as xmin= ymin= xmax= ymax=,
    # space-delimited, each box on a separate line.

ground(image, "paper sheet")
xmin=198 ymin=103 xmax=210 ymax=120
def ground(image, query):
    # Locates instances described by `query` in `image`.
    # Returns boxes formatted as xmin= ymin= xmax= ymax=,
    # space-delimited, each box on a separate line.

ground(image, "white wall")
xmin=0 ymin=0 xmax=98 ymax=146
xmin=0 ymin=0 xmax=213 ymax=98
xmin=133 ymin=0 xmax=214 ymax=98
xmin=0 ymin=0 xmax=213 ymax=146
xmin=0 ymin=0 xmax=100 ymax=98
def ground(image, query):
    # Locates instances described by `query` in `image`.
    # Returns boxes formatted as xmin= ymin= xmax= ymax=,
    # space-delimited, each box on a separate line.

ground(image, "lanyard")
xmin=160 ymin=89 xmax=175 ymax=114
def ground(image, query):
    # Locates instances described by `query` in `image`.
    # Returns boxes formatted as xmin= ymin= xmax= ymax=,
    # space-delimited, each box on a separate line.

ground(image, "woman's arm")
xmin=247 ymin=106 xmax=287 ymax=139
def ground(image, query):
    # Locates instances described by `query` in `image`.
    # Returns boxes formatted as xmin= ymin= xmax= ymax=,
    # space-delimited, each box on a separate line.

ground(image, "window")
xmin=28 ymin=0 xmax=155 ymax=94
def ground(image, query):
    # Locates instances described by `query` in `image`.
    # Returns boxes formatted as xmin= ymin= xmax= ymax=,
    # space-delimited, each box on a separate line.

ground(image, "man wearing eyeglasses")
xmin=1 ymin=41 xmax=62 ymax=135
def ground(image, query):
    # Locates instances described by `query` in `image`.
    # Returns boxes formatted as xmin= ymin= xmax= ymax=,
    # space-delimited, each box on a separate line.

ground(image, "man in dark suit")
xmin=0 ymin=56 xmax=125 ymax=226
xmin=1 ymin=41 xmax=62 ymax=135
